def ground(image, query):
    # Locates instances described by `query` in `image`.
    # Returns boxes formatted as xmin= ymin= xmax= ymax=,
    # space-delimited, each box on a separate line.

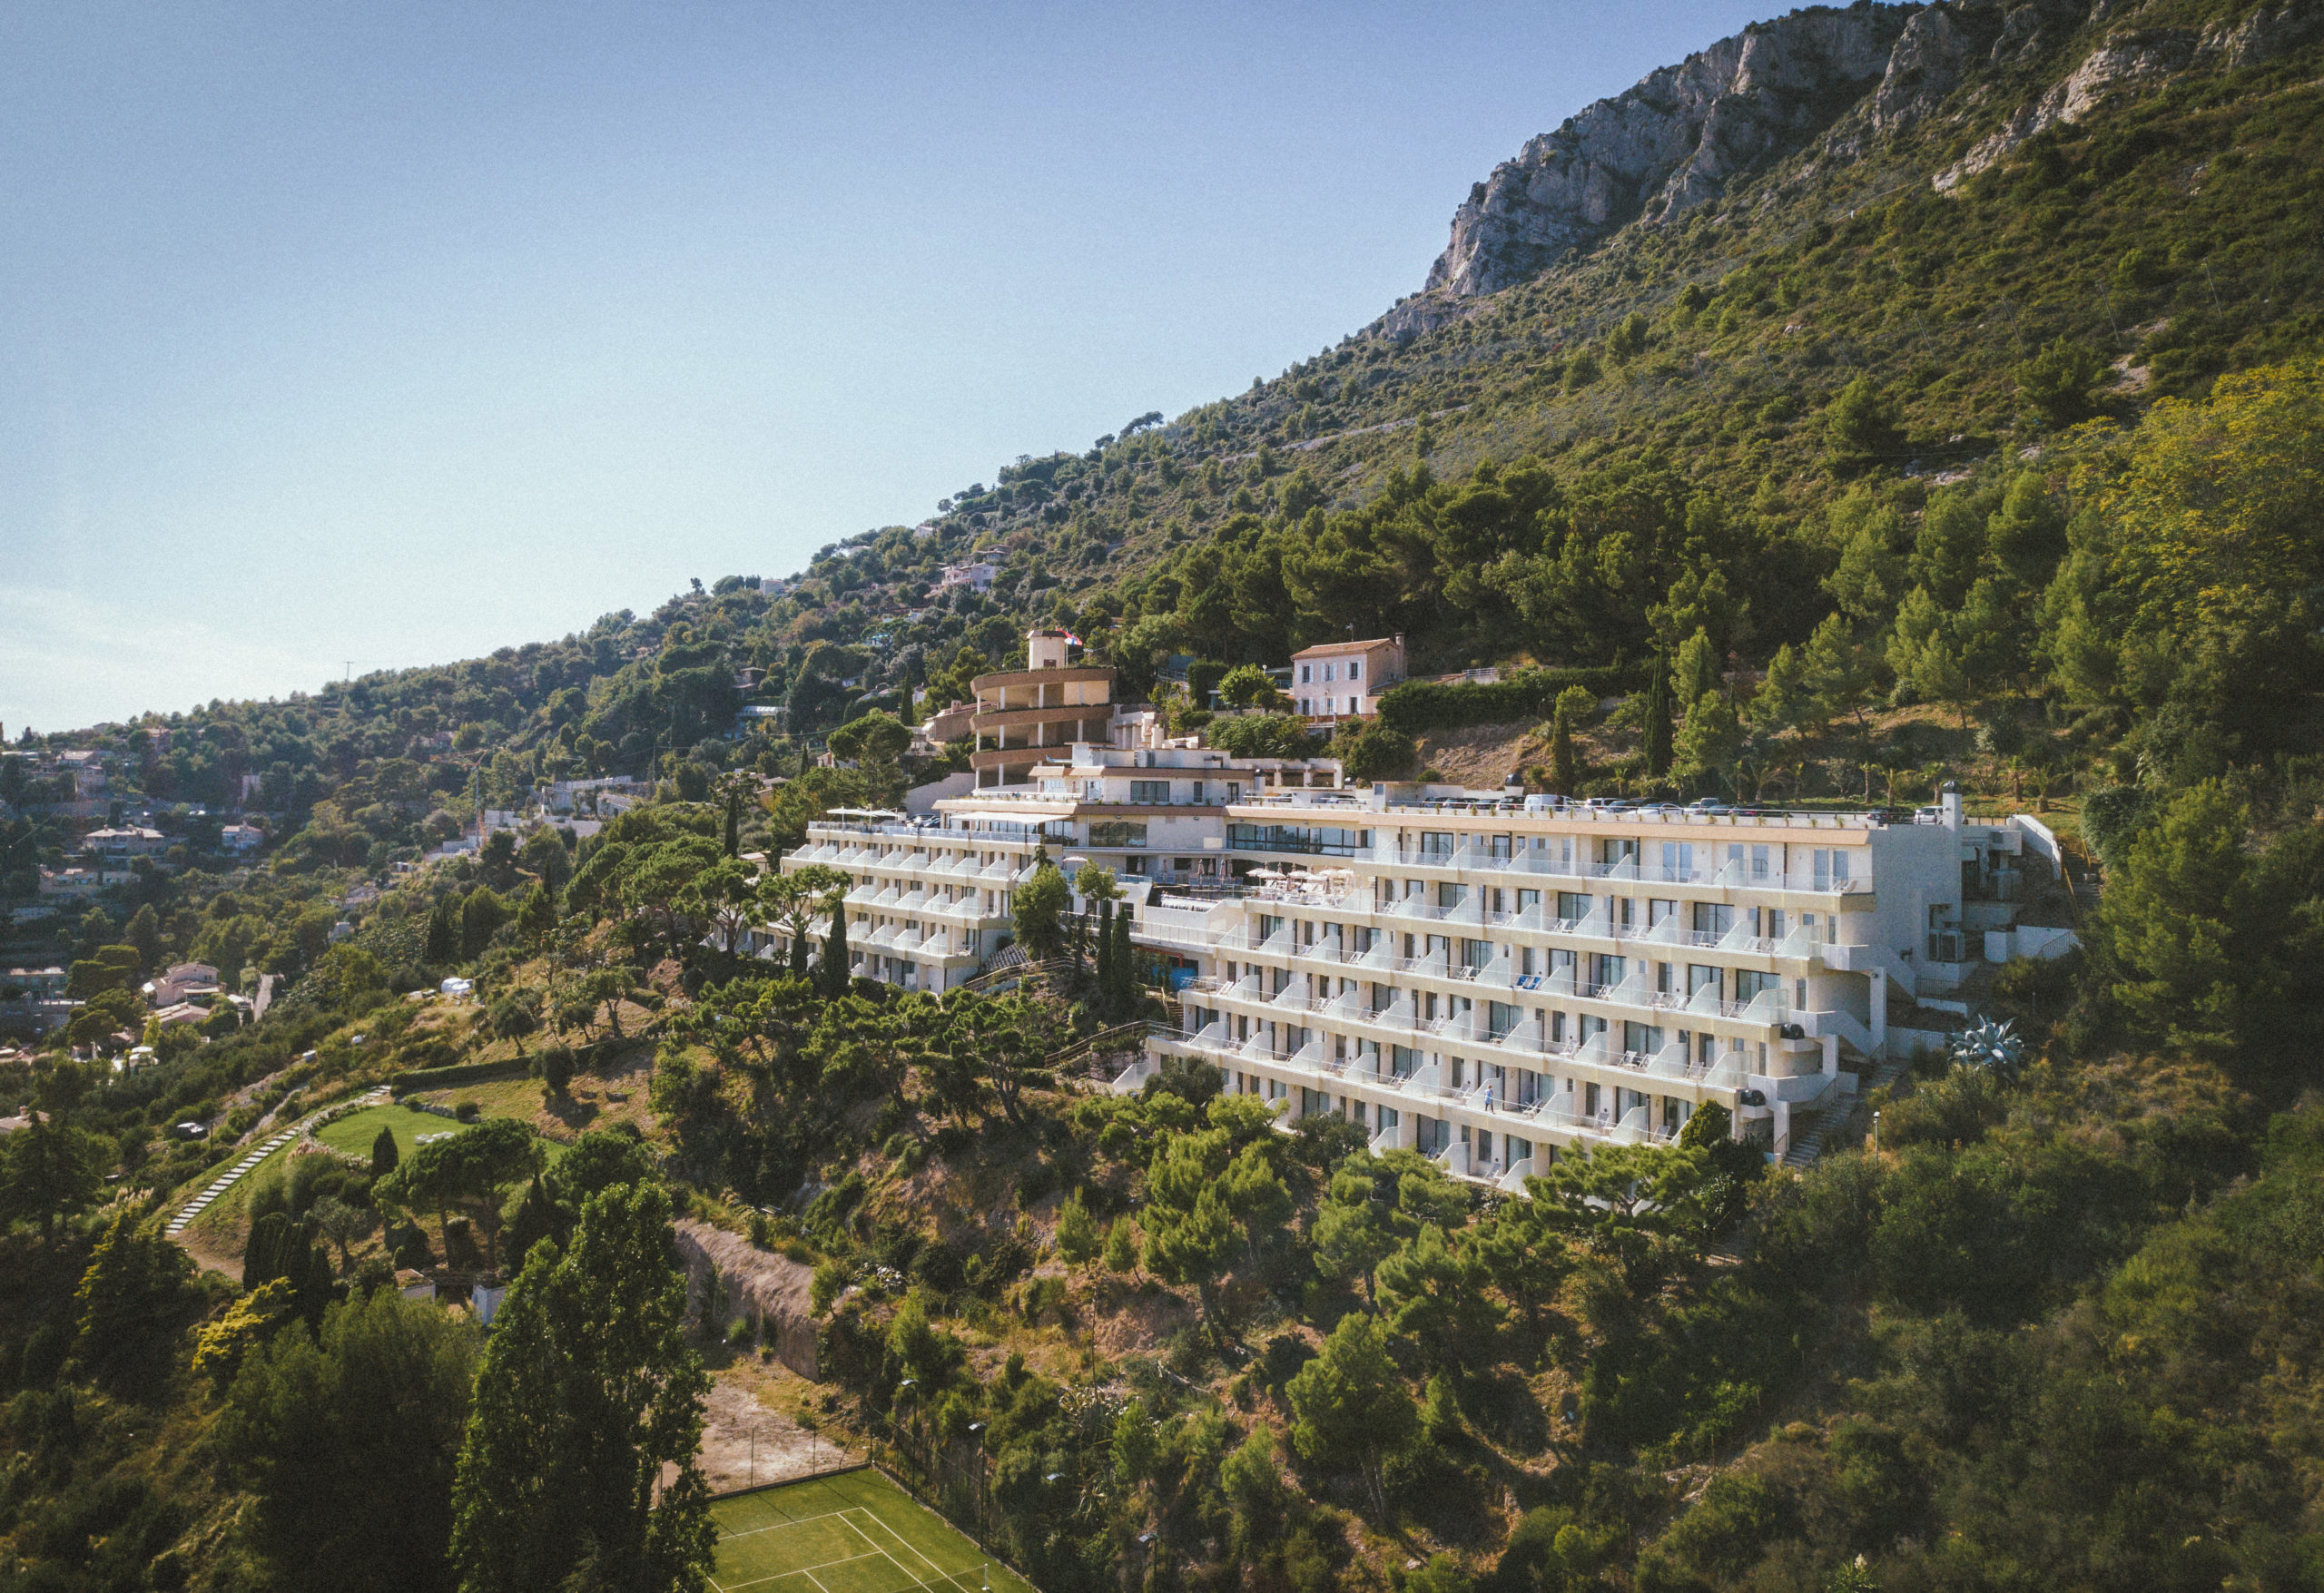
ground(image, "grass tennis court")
xmin=710 ymin=1469 xmax=1035 ymax=1593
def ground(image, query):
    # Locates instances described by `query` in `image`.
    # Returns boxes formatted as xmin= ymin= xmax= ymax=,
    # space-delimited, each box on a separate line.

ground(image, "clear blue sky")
xmin=1 ymin=1 xmax=1768 ymax=734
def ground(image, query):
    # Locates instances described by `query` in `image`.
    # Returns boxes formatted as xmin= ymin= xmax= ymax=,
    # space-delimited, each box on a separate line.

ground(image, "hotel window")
xmin=1129 ymin=780 xmax=1169 ymax=803
xmin=1323 ymin=663 xmax=1335 ymax=682
xmin=1299 ymin=664 xmax=1312 ymax=683
xmin=1349 ymin=660 xmax=1362 ymax=681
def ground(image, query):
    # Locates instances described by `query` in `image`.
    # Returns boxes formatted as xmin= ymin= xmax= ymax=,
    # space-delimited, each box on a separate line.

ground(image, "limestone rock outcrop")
xmin=1410 ymin=5 xmax=1914 ymax=314
xmin=1378 ymin=0 xmax=2318 ymax=337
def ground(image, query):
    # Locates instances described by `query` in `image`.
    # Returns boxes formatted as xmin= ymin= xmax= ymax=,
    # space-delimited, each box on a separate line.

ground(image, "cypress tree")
xmin=1095 ymin=899 xmax=1115 ymax=1008
xmin=293 ymin=1228 xmax=335 ymax=1327
xmin=1643 ymin=654 xmax=1675 ymax=780
xmin=424 ymin=893 xmax=460 ymax=964
xmin=1549 ymin=718 xmax=1578 ymax=794
xmin=1111 ymin=910 xmax=1137 ymax=1019
xmin=505 ymin=1175 xmax=557 ymax=1269
xmin=820 ymin=904 xmax=852 ymax=998
xmin=371 ymin=1125 xmax=400 ymax=1177
xmin=723 ymin=788 xmax=741 ymax=857
xmin=788 ymin=929 xmax=809 ymax=978
xmin=244 ymin=1211 xmax=291 ymax=1292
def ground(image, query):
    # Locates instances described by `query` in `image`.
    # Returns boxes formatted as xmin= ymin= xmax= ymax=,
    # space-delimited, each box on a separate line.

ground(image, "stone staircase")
xmin=164 ymin=1087 xmax=389 ymax=1240
xmin=1782 ymin=1052 xmax=1917 ymax=1168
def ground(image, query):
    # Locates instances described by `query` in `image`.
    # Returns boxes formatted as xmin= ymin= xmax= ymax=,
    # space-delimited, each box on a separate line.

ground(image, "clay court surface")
xmin=710 ymin=1469 xmax=1034 ymax=1593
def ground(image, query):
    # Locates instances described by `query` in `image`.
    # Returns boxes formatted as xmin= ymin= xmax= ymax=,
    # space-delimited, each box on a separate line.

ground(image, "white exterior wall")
xmin=1136 ymin=801 xmax=1958 ymax=1178
xmin=775 ymin=820 xmax=1056 ymax=992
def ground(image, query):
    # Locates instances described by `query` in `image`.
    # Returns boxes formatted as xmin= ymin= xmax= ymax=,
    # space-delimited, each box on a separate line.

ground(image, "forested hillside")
xmin=5 ymin=2 xmax=2324 ymax=1591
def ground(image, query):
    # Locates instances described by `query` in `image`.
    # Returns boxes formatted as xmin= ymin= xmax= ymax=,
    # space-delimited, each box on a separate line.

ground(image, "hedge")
xmin=1375 ymin=666 xmax=1632 ymax=736
xmin=389 ymin=1057 xmax=535 ymax=1092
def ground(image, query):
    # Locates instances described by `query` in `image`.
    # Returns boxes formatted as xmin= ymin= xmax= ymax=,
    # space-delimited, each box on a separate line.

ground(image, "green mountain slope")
xmin=13 ymin=0 xmax=2324 ymax=885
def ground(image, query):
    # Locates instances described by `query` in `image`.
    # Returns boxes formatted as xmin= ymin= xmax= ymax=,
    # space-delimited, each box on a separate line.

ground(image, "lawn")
xmin=183 ymin=1100 xmax=561 ymax=1246
xmin=314 ymin=1103 xmax=475 ymax=1165
xmin=710 ymin=1469 xmax=1034 ymax=1593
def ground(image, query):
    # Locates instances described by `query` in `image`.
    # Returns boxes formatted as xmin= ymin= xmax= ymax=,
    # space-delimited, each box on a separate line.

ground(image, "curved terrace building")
xmin=970 ymin=629 xmax=1114 ymax=789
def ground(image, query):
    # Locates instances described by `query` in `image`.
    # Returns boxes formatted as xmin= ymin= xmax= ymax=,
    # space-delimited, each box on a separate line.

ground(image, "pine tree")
xmin=74 ymin=1211 xmax=193 ymax=1397
xmin=1643 ymin=655 xmax=1674 ymax=779
xmin=1055 ymin=1191 xmax=1099 ymax=1266
xmin=516 ymin=881 xmax=556 ymax=947
xmin=218 ymin=1289 xmax=478 ymax=1593
xmin=1673 ymin=627 xmax=1721 ymax=711
xmin=371 ymin=1125 xmax=401 ymax=1177
xmin=1103 ymin=1217 xmax=1140 ymax=1274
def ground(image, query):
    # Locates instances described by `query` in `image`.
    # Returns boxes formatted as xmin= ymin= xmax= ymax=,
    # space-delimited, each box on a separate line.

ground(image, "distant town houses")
xmin=1 ymin=747 xmax=113 ymax=812
xmin=36 ymin=866 xmax=121 ymax=900
xmin=542 ymin=775 xmax=648 ymax=816
xmin=84 ymin=824 xmax=169 ymax=864
xmin=5 ymin=968 xmax=67 ymax=998
xmin=54 ymin=750 xmax=107 ymax=797
xmin=143 ymin=962 xmax=222 ymax=1008
xmin=219 ymin=822 xmax=265 ymax=853
xmin=937 ymin=560 xmax=998 ymax=595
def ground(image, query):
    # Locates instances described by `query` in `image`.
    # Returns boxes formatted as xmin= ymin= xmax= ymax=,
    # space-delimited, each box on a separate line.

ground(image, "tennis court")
xmin=710 ymin=1468 xmax=1035 ymax=1593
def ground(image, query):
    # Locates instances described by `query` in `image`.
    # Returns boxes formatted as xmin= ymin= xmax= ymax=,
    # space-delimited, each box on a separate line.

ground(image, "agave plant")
xmin=1953 ymin=1016 xmax=2024 ymax=1081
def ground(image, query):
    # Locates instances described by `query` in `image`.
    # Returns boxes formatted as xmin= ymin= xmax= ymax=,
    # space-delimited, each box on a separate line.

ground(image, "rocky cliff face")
xmin=1406 ymin=5 xmax=1916 ymax=318
xmin=1384 ymin=0 xmax=2322 ymax=336
xmin=1378 ymin=0 xmax=2319 ymax=336
xmin=1934 ymin=1 xmax=2324 ymax=186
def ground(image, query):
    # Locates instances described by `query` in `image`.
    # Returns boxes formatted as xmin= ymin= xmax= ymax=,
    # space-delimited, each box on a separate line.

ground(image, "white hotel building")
xmin=1129 ymin=783 xmax=2069 ymax=1173
xmin=769 ymin=638 xmax=2071 ymax=1172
